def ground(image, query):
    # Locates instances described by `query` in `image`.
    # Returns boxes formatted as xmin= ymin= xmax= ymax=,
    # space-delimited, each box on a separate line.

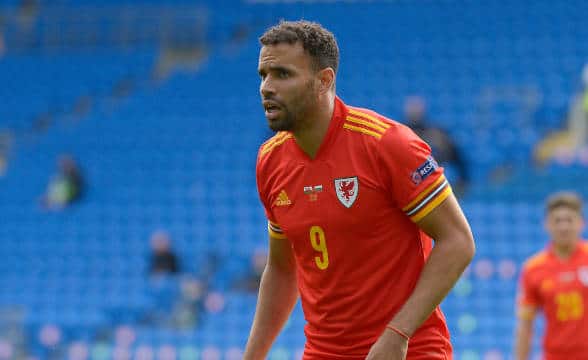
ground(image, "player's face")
xmin=258 ymin=42 xmax=319 ymax=132
xmin=546 ymin=207 xmax=585 ymax=248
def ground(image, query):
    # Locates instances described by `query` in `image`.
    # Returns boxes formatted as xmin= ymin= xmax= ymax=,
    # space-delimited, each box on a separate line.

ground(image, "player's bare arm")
xmin=514 ymin=305 xmax=537 ymax=360
xmin=368 ymin=193 xmax=474 ymax=359
xmin=243 ymin=234 xmax=299 ymax=360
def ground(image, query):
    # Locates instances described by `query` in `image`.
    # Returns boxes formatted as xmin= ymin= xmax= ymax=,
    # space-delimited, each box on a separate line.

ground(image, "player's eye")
xmin=278 ymin=70 xmax=289 ymax=79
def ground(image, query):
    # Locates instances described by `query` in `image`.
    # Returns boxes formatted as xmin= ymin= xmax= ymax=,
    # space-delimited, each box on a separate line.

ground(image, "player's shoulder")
xmin=522 ymin=251 xmax=550 ymax=273
xmin=256 ymin=131 xmax=295 ymax=183
xmin=257 ymin=131 xmax=294 ymax=161
xmin=343 ymin=105 xmax=408 ymax=141
xmin=578 ymin=241 xmax=588 ymax=257
xmin=344 ymin=104 xmax=426 ymax=157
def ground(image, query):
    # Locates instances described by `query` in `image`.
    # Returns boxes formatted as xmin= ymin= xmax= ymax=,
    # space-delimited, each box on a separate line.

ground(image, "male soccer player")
xmin=244 ymin=21 xmax=475 ymax=360
xmin=515 ymin=192 xmax=588 ymax=360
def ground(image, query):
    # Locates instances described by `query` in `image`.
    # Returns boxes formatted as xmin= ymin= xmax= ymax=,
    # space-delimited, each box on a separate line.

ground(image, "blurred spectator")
xmin=148 ymin=230 xmax=180 ymax=275
xmin=170 ymin=276 xmax=205 ymax=329
xmin=567 ymin=63 xmax=588 ymax=146
xmin=404 ymin=96 xmax=469 ymax=193
xmin=0 ymin=131 xmax=12 ymax=177
xmin=232 ymin=248 xmax=267 ymax=293
xmin=0 ymin=154 xmax=6 ymax=177
xmin=40 ymin=154 xmax=84 ymax=210
xmin=535 ymin=63 xmax=588 ymax=165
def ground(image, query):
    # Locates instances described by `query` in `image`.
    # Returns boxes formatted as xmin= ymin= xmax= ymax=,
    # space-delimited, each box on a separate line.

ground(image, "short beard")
xmin=268 ymin=109 xmax=295 ymax=132
xmin=268 ymin=80 xmax=317 ymax=133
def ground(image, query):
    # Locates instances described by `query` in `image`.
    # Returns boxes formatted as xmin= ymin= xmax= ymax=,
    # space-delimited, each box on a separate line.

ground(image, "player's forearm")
xmin=243 ymin=264 xmax=299 ymax=360
xmin=388 ymin=232 xmax=474 ymax=335
xmin=514 ymin=320 xmax=533 ymax=360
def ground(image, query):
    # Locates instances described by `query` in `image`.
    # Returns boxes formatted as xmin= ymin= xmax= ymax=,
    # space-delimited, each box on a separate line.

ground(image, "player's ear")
xmin=317 ymin=67 xmax=335 ymax=94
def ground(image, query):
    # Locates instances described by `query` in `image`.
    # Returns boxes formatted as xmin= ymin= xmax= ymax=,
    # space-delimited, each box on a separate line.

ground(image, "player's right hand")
xmin=364 ymin=329 xmax=408 ymax=360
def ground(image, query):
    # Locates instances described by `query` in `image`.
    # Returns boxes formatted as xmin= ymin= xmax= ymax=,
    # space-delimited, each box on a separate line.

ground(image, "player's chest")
xmin=267 ymin=159 xmax=390 ymax=239
xmin=538 ymin=264 xmax=588 ymax=315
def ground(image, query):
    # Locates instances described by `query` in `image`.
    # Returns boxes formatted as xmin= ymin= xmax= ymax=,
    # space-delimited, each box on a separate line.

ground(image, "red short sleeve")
xmin=256 ymin=151 xmax=287 ymax=240
xmin=517 ymin=265 xmax=541 ymax=310
xmin=378 ymin=125 xmax=453 ymax=222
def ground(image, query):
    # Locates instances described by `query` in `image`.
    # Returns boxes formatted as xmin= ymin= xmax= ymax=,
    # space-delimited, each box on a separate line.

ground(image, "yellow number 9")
xmin=310 ymin=226 xmax=329 ymax=270
xmin=555 ymin=291 xmax=584 ymax=321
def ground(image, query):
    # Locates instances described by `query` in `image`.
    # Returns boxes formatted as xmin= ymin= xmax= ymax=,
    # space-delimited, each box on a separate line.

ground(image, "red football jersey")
xmin=518 ymin=242 xmax=588 ymax=360
xmin=256 ymin=97 xmax=453 ymax=359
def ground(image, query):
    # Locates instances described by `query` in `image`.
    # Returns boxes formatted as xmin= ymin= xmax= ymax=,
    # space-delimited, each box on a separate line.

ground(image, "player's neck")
xmin=293 ymin=94 xmax=335 ymax=159
xmin=552 ymin=241 xmax=578 ymax=260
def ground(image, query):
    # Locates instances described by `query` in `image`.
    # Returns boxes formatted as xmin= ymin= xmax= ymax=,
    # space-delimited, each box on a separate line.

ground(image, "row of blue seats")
xmin=0 ymin=51 xmax=155 ymax=127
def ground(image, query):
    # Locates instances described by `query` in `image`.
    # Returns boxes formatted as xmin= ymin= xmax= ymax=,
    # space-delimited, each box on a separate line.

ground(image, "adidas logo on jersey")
xmin=275 ymin=190 xmax=292 ymax=206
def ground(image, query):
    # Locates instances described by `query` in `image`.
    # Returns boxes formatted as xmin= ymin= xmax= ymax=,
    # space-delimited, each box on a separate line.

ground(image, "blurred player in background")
xmin=244 ymin=20 xmax=475 ymax=360
xmin=515 ymin=192 xmax=588 ymax=360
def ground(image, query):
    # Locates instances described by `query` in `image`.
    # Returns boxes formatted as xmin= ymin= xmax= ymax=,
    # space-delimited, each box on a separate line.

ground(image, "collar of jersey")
xmin=290 ymin=96 xmax=347 ymax=161
xmin=547 ymin=240 xmax=587 ymax=263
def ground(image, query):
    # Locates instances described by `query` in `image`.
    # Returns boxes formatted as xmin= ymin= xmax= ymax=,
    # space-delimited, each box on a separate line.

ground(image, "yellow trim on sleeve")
xmin=402 ymin=175 xmax=446 ymax=212
xmin=268 ymin=223 xmax=287 ymax=239
xmin=343 ymin=123 xmax=382 ymax=139
xmin=268 ymin=220 xmax=281 ymax=228
xmin=410 ymin=185 xmax=452 ymax=222
xmin=517 ymin=305 xmax=538 ymax=320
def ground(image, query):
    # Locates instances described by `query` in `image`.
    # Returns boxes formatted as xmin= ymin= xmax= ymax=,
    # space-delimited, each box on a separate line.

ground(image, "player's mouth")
xmin=263 ymin=100 xmax=283 ymax=120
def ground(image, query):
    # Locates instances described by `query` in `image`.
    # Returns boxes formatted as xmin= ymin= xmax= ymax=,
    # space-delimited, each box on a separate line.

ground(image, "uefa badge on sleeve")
xmin=334 ymin=176 xmax=359 ymax=208
xmin=411 ymin=155 xmax=439 ymax=185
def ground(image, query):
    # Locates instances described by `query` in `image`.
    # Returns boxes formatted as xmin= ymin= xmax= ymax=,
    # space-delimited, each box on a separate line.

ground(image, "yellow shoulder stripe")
xmin=348 ymin=108 xmax=391 ymax=129
xmin=525 ymin=253 xmax=548 ymax=270
xmin=343 ymin=123 xmax=382 ymax=139
xmin=261 ymin=133 xmax=293 ymax=156
xmin=262 ymin=132 xmax=288 ymax=149
xmin=346 ymin=115 xmax=388 ymax=133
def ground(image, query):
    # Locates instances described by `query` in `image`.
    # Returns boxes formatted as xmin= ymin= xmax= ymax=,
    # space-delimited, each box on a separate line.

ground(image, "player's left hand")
xmin=365 ymin=328 xmax=408 ymax=360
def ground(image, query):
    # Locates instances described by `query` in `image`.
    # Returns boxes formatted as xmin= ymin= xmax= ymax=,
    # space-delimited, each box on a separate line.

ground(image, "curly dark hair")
xmin=259 ymin=20 xmax=339 ymax=74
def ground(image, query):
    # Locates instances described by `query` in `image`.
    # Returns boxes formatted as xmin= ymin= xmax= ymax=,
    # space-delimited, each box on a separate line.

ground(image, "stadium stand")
xmin=1 ymin=0 xmax=587 ymax=359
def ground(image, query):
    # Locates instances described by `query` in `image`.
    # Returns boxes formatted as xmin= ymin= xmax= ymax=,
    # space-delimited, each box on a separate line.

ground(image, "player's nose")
xmin=260 ymin=77 xmax=276 ymax=98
